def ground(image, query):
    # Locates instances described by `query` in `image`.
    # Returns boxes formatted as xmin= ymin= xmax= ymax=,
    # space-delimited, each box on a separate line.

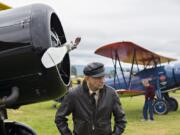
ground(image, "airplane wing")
xmin=0 ymin=2 xmax=11 ymax=10
xmin=116 ymin=89 xmax=144 ymax=97
xmin=95 ymin=41 xmax=176 ymax=66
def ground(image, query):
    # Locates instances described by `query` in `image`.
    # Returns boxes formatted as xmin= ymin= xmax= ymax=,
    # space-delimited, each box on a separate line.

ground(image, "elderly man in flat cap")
xmin=55 ymin=62 xmax=127 ymax=135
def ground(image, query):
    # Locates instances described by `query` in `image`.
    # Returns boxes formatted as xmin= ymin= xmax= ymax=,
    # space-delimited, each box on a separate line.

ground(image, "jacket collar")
xmin=82 ymin=80 xmax=105 ymax=97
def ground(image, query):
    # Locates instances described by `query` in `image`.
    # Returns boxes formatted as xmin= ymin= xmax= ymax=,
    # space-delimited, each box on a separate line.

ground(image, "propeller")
xmin=41 ymin=37 xmax=81 ymax=68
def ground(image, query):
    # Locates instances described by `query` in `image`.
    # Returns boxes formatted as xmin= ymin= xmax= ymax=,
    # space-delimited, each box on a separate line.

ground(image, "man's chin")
xmin=98 ymin=85 xmax=104 ymax=89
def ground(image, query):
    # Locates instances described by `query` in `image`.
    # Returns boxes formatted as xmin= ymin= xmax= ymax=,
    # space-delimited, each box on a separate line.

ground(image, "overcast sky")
xmin=2 ymin=0 xmax=180 ymax=66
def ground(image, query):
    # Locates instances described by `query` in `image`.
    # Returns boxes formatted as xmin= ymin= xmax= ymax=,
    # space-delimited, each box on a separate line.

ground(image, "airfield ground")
xmin=8 ymin=91 xmax=180 ymax=135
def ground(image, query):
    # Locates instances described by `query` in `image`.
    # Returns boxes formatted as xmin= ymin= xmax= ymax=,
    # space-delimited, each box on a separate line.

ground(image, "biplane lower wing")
xmin=116 ymin=89 xmax=144 ymax=97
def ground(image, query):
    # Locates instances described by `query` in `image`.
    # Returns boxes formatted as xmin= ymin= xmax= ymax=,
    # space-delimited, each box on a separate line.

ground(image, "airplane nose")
xmin=0 ymin=4 xmax=70 ymax=85
xmin=0 ymin=4 xmax=70 ymax=107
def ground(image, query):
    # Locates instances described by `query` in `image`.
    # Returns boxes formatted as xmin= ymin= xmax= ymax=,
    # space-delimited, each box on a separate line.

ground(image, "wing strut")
xmin=111 ymin=48 xmax=138 ymax=90
xmin=135 ymin=55 xmax=140 ymax=72
xmin=111 ymin=49 xmax=121 ymax=89
xmin=116 ymin=51 xmax=128 ymax=89
xmin=128 ymin=49 xmax=136 ymax=89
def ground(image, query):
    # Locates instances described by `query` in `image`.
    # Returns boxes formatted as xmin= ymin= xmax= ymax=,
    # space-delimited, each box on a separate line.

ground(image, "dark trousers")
xmin=143 ymin=98 xmax=154 ymax=120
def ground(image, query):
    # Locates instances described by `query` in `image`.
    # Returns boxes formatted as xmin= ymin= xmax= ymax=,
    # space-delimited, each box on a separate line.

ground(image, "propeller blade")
xmin=41 ymin=46 xmax=68 ymax=68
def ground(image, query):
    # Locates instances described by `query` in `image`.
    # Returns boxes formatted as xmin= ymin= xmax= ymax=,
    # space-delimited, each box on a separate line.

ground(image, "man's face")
xmin=142 ymin=80 xmax=150 ymax=87
xmin=86 ymin=76 xmax=105 ymax=91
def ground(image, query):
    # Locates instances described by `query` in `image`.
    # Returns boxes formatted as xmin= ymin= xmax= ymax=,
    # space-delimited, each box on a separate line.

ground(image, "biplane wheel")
xmin=167 ymin=97 xmax=178 ymax=111
xmin=153 ymin=99 xmax=169 ymax=115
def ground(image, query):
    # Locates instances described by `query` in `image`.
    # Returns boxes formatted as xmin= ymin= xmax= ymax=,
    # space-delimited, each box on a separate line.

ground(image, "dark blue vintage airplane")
xmin=0 ymin=2 xmax=81 ymax=135
xmin=95 ymin=41 xmax=180 ymax=115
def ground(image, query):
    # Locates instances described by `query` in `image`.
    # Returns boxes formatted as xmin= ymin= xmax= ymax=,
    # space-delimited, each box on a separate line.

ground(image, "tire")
xmin=153 ymin=99 xmax=169 ymax=115
xmin=167 ymin=97 xmax=178 ymax=111
xmin=5 ymin=121 xmax=37 ymax=135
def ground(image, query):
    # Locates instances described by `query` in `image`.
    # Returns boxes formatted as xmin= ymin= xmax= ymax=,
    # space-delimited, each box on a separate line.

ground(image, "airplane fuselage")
xmin=106 ymin=63 xmax=180 ymax=94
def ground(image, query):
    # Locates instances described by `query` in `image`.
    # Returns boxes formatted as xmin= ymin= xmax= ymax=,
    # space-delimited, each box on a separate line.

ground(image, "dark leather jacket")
xmin=55 ymin=81 xmax=126 ymax=135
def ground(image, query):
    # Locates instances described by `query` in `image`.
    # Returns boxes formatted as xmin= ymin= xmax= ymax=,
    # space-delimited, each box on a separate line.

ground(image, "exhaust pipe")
xmin=0 ymin=87 xmax=19 ymax=107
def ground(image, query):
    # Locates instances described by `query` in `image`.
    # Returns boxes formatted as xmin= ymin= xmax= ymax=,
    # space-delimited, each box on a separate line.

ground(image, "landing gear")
xmin=163 ymin=93 xmax=179 ymax=112
xmin=0 ymin=86 xmax=37 ymax=135
xmin=153 ymin=93 xmax=179 ymax=115
xmin=153 ymin=99 xmax=169 ymax=115
xmin=153 ymin=76 xmax=179 ymax=115
xmin=153 ymin=82 xmax=169 ymax=115
xmin=0 ymin=111 xmax=6 ymax=135
xmin=166 ymin=97 xmax=178 ymax=111
xmin=0 ymin=108 xmax=37 ymax=135
xmin=5 ymin=121 xmax=37 ymax=135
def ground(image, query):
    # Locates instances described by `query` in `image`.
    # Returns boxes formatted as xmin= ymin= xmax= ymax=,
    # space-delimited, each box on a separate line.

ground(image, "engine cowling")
xmin=0 ymin=4 xmax=70 ymax=108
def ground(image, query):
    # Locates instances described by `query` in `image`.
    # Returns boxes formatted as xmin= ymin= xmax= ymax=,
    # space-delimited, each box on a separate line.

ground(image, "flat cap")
xmin=83 ymin=62 xmax=105 ymax=77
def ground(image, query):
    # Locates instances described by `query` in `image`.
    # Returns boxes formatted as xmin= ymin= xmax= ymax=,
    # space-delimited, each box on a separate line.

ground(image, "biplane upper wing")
xmin=0 ymin=2 xmax=11 ymax=10
xmin=95 ymin=41 xmax=176 ymax=66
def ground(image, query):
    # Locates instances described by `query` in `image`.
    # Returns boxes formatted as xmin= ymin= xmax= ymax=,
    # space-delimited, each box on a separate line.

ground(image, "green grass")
xmin=121 ymin=92 xmax=180 ymax=135
xmin=7 ymin=91 xmax=180 ymax=135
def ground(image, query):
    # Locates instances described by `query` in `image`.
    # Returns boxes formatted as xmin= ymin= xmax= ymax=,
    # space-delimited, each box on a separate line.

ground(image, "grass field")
xmin=7 ymin=91 xmax=180 ymax=135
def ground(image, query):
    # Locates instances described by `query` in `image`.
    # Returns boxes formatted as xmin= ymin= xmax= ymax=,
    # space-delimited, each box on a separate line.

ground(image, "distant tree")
xmin=71 ymin=65 xmax=77 ymax=76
